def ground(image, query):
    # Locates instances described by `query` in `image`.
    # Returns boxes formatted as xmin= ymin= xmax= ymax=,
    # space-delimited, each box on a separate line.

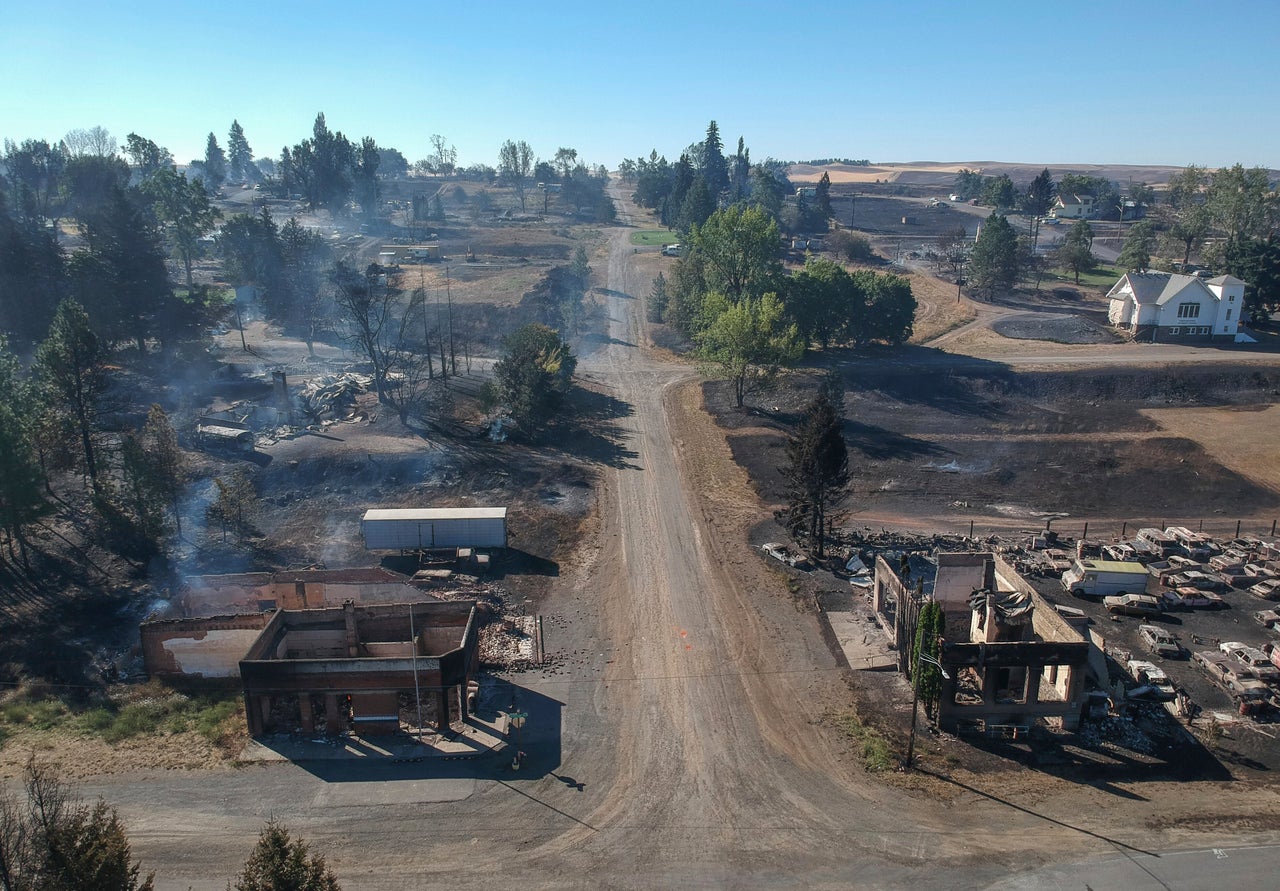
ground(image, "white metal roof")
xmin=362 ymin=507 xmax=507 ymax=521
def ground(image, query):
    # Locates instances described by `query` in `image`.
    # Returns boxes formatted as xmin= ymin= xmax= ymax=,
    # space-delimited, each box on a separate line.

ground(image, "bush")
xmin=827 ymin=229 xmax=874 ymax=263
xmin=834 ymin=709 xmax=894 ymax=771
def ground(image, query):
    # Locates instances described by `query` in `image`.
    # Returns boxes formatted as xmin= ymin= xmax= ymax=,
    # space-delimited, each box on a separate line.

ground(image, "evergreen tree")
xmin=913 ymin=600 xmax=945 ymax=719
xmin=676 ymin=176 xmax=715 ymax=234
xmin=646 ymin=271 xmax=669 ymax=323
xmin=227 ymin=120 xmax=254 ymax=184
xmin=232 ymin=820 xmax=339 ymax=891
xmin=730 ymin=136 xmax=751 ymax=201
xmin=491 ymin=323 xmax=576 ymax=439
xmin=0 ymin=336 xmax=46 ymax=565
xmin=1022 ymin=167 xmax=1057 ymax=216
xmin=782 ymin=374 xmax=848 ymax=558
xmin=815 ymin=171 xmax=833 ymax=220
xmin=35 ymin=299 xmax=109 ymax=492
xmin=203 ymin=133 xmax=227 ymax=190
xmin=968 ymin=213 xmax=1020 ymax=294
xmin=702 ymin=120 xmax=728 ymax=197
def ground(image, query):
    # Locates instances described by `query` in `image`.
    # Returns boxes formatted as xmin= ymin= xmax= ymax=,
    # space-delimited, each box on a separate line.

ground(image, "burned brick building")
xmin=142 ymin=600 xmax=479 ymax=737
xmin=874 ymin=552 xmax=1092 ymax=734
xmin=240 ymin=601 xmax=478 ymax=736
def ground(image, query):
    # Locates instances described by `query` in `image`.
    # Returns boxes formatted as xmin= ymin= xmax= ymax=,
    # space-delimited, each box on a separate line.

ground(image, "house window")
xmin=1230 ymin=295 xmax=1236 ymax=302
xmin=1169 ymin=327 xmax=1180 ymax=335
xmin=1177 ymin=302 xmax=1201 ymax=319
xmin=1226 ymin=309 xmax=1232 ymax=320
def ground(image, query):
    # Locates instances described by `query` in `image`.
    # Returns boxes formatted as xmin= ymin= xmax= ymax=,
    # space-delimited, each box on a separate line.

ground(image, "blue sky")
xmin=3 ymin=0 xmax=1278 ymax=171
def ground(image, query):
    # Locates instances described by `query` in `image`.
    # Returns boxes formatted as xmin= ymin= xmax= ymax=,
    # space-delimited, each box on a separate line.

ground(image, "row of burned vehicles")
xmin=1128 ymin=621 xmax=1280 ymax=716
xmin=1058 ymin=527 xmax=1280 ymax=617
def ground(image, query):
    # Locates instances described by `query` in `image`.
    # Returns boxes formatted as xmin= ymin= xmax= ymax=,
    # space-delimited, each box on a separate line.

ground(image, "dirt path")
xmin=63 ymin=193 xmax=1280 ymax=889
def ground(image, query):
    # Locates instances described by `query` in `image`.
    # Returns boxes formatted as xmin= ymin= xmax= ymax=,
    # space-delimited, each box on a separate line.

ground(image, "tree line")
xmin=647 ymin=204 xmax=915 ymax=407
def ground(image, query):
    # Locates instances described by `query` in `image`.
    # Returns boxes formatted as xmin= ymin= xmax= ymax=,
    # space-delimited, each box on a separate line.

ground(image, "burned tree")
xmin=782 ymin=375 xmax=848 ymax=559
xmin=331 ymin=261 xmax=394 ymax=404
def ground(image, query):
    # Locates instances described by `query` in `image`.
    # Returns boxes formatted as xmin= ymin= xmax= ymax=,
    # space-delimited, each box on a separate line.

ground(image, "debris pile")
xmin=1078 ymin=715 xmax=1155 ymax=754
xmin=298 ymin=372 xmax=371 ymax=422
xmin=479 ymin=616 xmax=537 ymax=667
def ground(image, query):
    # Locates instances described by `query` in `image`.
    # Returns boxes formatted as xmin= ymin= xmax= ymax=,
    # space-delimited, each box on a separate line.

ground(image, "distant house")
xmin=1050 ymin=194 xmax=1096 ymax=219
xmin=1107 ymin=271 xmax=1248 ymax=342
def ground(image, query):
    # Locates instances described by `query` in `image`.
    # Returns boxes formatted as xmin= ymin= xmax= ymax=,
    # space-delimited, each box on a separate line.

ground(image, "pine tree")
xmin=35 ymin=299 xmax=109 ymax=492
xmin=203 ymin=133 xmax=227 ymax=189
xmin=815 ymin=171 xmax=833 ymax=219
xmin=232 ymin=820 xmax=339 ymax=891
xmin=227 ymin=120 xmax=254 ymax=184
xmin=1023 ymin=168 xmax=1057 ymax=216
xmin=968 ymin=213 xmax=1020 ymax=294
xmin=702 ymin=121 xmax=728 ymax=198
xmin=782 ymin=374 xmax=848 ymax=557
xmin=1118 ymin=220 xmax=1155 ymax=272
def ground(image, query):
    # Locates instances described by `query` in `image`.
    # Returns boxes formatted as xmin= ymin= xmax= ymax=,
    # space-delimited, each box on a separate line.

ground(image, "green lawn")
xmin=630 ymin=229 xmax=678 ymax=246
xmin=1044 ymin=262 xmax=1122 ymax=289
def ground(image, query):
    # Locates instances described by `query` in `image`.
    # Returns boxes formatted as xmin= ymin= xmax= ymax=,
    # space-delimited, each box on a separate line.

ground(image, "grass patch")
xmin=0 ymin=684 xmax=243 ymax=749
xmin=1044 ymin=262 xmax=1122 ymax=289
xmin=629 ymin=229 xmax=677 ymax=246
xmin=833 ymin=709 xmax=895 ymax=772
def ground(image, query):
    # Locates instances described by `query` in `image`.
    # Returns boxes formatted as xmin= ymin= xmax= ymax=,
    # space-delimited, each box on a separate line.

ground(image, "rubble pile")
xmin=1078 ymin=715 xmax=1155 ymax=754
xmin=478 ymin=616 xmax=537 ymax=667
xmin=298 ymin=372 xmax=371 ymax=421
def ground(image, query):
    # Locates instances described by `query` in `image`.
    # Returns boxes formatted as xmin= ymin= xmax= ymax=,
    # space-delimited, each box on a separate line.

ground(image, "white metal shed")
xmin=361 ymin=508 xmax=508 ymax=551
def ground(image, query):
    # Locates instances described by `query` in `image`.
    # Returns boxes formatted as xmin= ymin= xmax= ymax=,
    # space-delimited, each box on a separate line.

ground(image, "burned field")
xmin=711 ymin=361 xmax=1280 ymax=530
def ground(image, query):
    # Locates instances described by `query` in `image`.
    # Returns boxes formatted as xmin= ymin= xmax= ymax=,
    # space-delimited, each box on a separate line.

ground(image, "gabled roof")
xmin=1055 ymin=193 xmax=1093 ymax=206
xmin=1115 ymin=271 xmax=1217 ymax=306
xmin=1207 ymin=274 xmax=1247 ymax=287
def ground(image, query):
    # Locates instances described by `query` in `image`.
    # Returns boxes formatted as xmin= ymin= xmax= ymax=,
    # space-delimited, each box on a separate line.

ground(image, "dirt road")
xmin=75 ymin=196 xmax=1280 ymax=889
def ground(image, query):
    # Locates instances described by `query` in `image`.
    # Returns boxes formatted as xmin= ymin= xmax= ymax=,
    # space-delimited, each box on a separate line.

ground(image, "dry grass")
xmin=1141 ymin=404 xmax=1280 ymax=496
xmin=905 ymin=270 xmax=976 ymax=344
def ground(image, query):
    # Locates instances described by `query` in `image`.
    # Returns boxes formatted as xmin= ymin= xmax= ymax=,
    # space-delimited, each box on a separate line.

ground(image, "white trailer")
xmin=1061 ymin=558 xmax=1149 ymax=598
xmin=361 ymin=508 xmax=507 ymax=551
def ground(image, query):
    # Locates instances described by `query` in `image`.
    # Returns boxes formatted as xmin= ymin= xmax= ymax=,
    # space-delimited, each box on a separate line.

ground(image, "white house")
xmin=1107 ymin=271 xmax=1247 ymax=343
xmin=1051 ymin=193 xmax=1096 ymax=219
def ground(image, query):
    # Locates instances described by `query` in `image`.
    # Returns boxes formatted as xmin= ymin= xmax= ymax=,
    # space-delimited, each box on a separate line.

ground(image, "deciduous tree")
xmin=913 ymin=600 xmax=945 ymax=719
xmin=498 ymin=140 xmax=534 ymax=212
xmin=1118 ymin=220 xmax=1155 ymax=272
xmin=696 ymin=292 xmax=802 ymax=408
xmin=688 ymin=204 xmax=783 ymax=302
xmin=1056 ymin=220 xmax=1095 ymax=284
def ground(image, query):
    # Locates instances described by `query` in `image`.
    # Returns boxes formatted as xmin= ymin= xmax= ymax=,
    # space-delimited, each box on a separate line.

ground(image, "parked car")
xmin=1104 ymin=593 xmax=1165 ymax=617
xmin=1161 ymin=586 xmax=1227 ymax=610
xmin=1138 ymin=624 xmax=1185 ymax=658
xmin=1226 ymin=677 xmax=1272 ymax=713
xmin=661 ymin=243 xmax=683 ymax=257
xmin=760 ymin=542 xmax=812 ymax=570
xmin=1126 ymin=660 xmax=1176 ymax=700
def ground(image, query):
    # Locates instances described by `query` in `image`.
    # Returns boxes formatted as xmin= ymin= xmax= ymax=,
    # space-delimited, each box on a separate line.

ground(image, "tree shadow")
xmin=844 ymin=420 xmax=951 ymax=461
xmin=541 ymin=386 xmax=640 ymax=470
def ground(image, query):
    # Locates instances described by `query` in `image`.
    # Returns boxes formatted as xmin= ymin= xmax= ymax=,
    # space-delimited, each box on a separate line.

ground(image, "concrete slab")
xmin=826 ymin=610 xmax=898 ymax=670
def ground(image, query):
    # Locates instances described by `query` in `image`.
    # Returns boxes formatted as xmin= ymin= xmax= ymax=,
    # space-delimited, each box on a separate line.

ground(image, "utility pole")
xmin=446 ymin=265 xmax=456 ymax=375
xmin=410 ymin=605 xmax=423 ymax=740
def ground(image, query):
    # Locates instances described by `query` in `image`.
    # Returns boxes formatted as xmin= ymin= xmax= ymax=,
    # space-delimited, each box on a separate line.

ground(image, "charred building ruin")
xmin=874 ymin=552 xmax=1092 ymax=734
